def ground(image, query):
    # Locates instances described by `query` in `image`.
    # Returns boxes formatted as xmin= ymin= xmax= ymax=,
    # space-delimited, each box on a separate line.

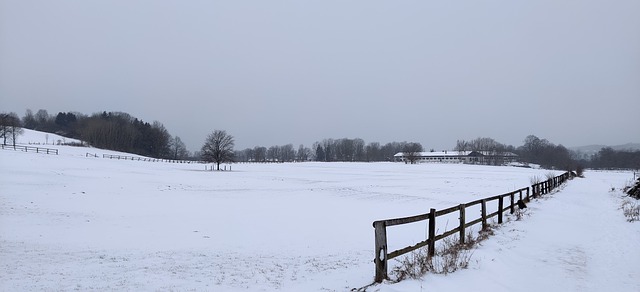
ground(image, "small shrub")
xmin=576 ymin=165 xmax=585 ymax=178
xmin=621 ymin=200 xmax=640 ymax=222
xmin=390 ymin=231 xmax=481 ymax=282
xmin=390 ymin=248 xmax=430 ymax=282
xmin=514 ymin=208 xmax=528 ymax=221
xmin=545 ymin=172 xmax=555 ymax=181
xmin=530 ymin=175 xmax=542 ymax=185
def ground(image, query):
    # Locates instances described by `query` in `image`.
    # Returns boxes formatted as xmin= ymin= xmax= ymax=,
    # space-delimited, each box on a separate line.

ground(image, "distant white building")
xmin=393 ymin=150 xmax=518 ymax=165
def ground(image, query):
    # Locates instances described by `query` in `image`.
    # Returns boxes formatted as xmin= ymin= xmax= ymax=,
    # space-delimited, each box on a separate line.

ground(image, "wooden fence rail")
xmin=372 ymin=171 xmax=572 ymax=283
xmin=101 ymin=154 xmax=204 ymax=164
xmin=1 ymin=144 xmax=58 ymax=155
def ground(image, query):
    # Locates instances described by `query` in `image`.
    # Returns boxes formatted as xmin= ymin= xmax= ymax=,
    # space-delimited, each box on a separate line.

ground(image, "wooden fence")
xmin=372 ymin=171 xmax=572 ymax=283
xmin=100 ymin=153 xmax=203 ymax=164
xmin=1 ymin=144 xmax=58 ymax=155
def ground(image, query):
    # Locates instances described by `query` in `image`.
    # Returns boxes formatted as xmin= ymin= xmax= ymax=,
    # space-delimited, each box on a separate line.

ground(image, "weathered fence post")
xmin=510 ymin=192 xmax=515 ymax=214
xmin=544 ymin=180 xmax=548 ymax=194
xmin=373 ymin=221 xmax=388 ymax=283
xmin=481 ymin=200 xmax=488 ymax=230
xmin=428 ymin=208 xmax=436 ymax=257
xmin=525 ymin=187 xmax=530 ymax=202
xmin=498 ymin=196 xmax=504 ymax=224
xmin=459 ymin=204 xmax=466 ymax=244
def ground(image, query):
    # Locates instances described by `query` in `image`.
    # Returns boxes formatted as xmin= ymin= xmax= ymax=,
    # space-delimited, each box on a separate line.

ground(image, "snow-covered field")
xmin=1 ymin=131 xmax=638 ymax=291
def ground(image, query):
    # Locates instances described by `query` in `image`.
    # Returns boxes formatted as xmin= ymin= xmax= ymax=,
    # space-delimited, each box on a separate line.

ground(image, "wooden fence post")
xmin=373 ymin=221 xmax=388 ymax=283
xmin=428 ymin=208 xmax=436 ymax=257
xmin=481 ymin=200 xmax=487 ymax=230
xmin=526 ymin=187 xmax=530 ymax=202
xmin=498 ymin=196 xmax=504 ymax=224
xmin=459 ymin=204 xmax=466 ymax=244
xmin=510 ymin=192 xmax=515 ymax=214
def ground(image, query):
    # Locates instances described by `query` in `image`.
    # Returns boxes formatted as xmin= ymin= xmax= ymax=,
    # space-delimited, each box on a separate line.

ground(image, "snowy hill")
xmin=1 ymin=131 xmax=639 ymax=291
xmin=7 ymin=129 xmax=154 ymax=160
xmin=16 ymin=129 xmax=83 ymax=145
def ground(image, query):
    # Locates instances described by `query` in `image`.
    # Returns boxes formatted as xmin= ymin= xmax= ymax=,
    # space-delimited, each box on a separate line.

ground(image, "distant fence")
xmin=97 ymin=153 xmax=204 ymax=164
xmin=372 ymin=171 xmax=572 ymax=283
xmin=1 ymin=144 xmax=58 ymax=155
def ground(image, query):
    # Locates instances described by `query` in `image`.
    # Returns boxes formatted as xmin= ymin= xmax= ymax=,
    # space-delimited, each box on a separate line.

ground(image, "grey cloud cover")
xmin=1 ymin=0 xmax=639 ymax=151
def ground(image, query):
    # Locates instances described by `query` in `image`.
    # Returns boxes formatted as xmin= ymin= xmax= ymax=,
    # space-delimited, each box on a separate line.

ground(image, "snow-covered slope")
xmin=16 ymin=129 xmax=83 ymax=145
xmin=7 ymin=129 xmax=150 ymax=160
xmin=1 ymin=131 xmax=638 ymax=291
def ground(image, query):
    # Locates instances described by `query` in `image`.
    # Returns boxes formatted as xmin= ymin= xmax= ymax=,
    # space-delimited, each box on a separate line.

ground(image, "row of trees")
xmin=454 ymin=136 xmax=576 ymax=169
xmin=454 ymin=135 xmax=640 ymax=171
xmin=589 ymin=147 xmax=640 ymax=169
xmin=518 ymin=135 xmax=575 ymax=170
xmin=2 ymin=109 xmax=190 ymax=160
xmin=232 ymin=139 xmax=424 ymax=163
xmin=4 ymin=109 xmax=638 ymax=170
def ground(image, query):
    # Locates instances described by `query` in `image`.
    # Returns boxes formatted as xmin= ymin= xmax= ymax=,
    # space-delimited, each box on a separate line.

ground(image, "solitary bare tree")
xmin=403 ymin=142 xmax=424 ymax=164
xmin=201 ymin=130 xmax=235 ymax=170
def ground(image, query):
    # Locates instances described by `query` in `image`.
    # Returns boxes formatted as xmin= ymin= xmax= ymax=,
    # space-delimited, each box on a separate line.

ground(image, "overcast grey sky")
xmin=1 ymin=0 xmax=639 ymax=152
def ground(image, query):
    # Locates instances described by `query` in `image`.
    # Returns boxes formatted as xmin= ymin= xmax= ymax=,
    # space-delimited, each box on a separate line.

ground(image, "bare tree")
xmin=201 ymin=130 xmax=235 ymax=170
xmin=365 ymin=142 xmax=381 ymax=161
xmin=296 ymin=144 xmax=311 ymax=161
xmin=403 ymin=142 xmax=424 ymax=164
xmin=353 ymin=138 xmax=366 ymax=161
xmin=235 ymin=148 xmax=254 ymax=162
xmin=22 ymin=109 xmax=37 ymax=129
xmin=169 ymin=136 xmax=189 ymax=160
xmin=0 ymin=112 xmax=23 ymax=146
xmin=253 ymin=146 xmax=267 ymax=162
xmin=34 ymin=109 xmax=52 ymax=131
xmin=281 ymin=144 xmax=295 ymax=162
xmin=267 ymin=145 xmax=281 ymax=162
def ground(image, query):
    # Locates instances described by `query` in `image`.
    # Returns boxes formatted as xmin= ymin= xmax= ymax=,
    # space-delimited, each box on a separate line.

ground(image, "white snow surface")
xmin=1 ymin=131 xmax=639 ymax=291
xmin=16 ymin=129 xmax=83 ymax=146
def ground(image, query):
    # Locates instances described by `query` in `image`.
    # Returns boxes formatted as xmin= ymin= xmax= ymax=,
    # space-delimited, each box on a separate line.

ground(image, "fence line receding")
xmin=372 ymin=171 xmax=572 ymax=283
xmin=1 ymin=144 xmax=58 ymax=155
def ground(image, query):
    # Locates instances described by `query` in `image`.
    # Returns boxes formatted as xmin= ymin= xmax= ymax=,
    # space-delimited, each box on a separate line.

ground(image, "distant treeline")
xmin=9 ymin=109 xmax=189 ymax=160
xmin=589 ymin=147 xmax=640 ymax=169
xmin=235 ymin=135 xmax=640 ymax=171
xmin=233 ymin=140 xmax=424 ymax=163
xmin=2 ymin=109 xmax=638 ymax=170
xmin=453 ymin=136 xmax=576 ymax=170
xmin=454 ymin=136 xmax=640 ymax=171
